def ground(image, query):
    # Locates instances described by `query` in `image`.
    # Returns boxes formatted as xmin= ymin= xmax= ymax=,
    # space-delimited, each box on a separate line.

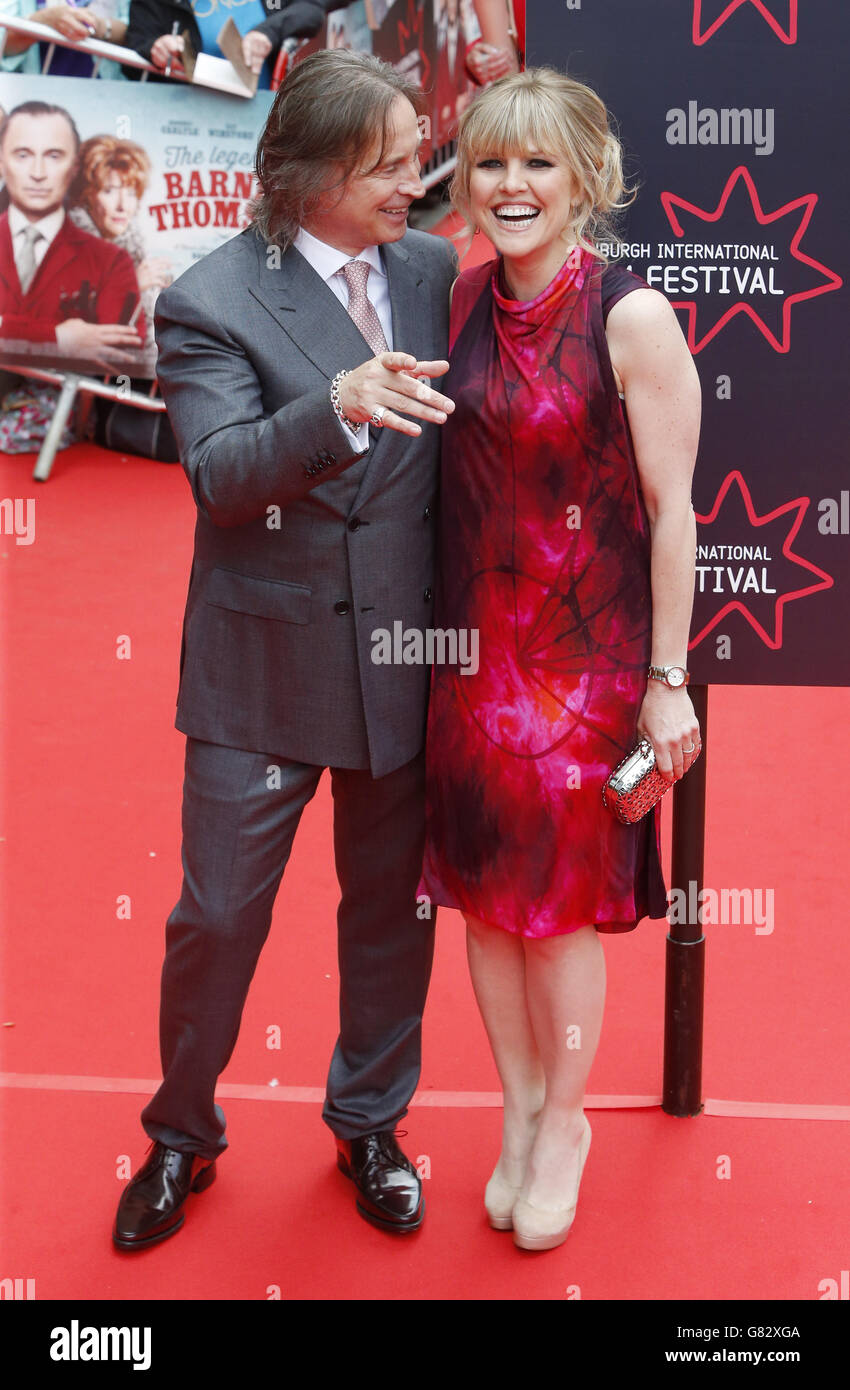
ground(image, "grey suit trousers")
xmin=141 ymin=737 xmax=435 ymax=1158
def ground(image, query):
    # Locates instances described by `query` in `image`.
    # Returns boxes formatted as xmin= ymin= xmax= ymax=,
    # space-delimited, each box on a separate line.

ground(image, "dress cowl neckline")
xmin=491 ymin=246 xmax=588 ymax=329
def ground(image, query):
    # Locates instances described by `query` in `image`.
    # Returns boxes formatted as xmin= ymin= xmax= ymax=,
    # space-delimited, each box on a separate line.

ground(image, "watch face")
xmin=667 ymin=667 xmax=686 ymax=688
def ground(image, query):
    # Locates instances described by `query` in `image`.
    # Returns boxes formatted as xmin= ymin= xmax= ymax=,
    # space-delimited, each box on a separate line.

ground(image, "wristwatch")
xmin=647 ymin=664 xmax=689 ymax=689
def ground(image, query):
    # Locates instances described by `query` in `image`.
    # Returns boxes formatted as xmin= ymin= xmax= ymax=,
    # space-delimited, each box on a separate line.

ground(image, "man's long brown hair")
xmin=250 ymin=50 xmax=424 ymax=252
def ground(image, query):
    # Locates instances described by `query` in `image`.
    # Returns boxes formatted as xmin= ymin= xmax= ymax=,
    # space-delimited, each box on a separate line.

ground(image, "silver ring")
xmin=369 ymin=405 xmax=386 ymax=427
xmin=683 ymin=743 xmax=695 ymax=753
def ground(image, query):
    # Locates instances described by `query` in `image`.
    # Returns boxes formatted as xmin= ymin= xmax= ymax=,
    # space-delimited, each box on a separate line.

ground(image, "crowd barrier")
xmin=0 ymin=14 xmax=249 ymax=90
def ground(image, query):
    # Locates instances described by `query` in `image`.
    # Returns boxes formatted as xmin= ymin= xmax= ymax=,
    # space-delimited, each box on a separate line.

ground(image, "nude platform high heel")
xmin=511 ymin=1115 xmax=592 ymax=1251
xmin=484 ymin=1168 xmax=524 ymax=1230
xmin=484 ymin=1110 xmax=544 ymax=1230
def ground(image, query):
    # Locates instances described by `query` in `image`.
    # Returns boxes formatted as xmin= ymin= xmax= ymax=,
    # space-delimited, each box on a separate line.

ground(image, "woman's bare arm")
xmin=606 ymin=287 xmax=703 ymax=781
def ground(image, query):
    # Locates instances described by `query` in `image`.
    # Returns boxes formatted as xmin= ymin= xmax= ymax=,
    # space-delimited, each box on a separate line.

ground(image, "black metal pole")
xmin=662 ymin=683 xmax=708 ymax=1116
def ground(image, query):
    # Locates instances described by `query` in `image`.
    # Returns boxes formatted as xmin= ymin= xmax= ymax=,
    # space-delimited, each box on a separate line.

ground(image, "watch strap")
xmin=647 ymin=664 xmax=690 ymax=686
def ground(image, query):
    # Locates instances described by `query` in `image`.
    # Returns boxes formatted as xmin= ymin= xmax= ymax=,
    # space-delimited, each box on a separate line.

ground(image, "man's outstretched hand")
xmin=338 ymin=353 xmax=454 ymax=437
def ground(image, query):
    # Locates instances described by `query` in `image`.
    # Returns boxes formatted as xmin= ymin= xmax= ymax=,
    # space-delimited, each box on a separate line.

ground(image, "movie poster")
xmin=430 ymin=0 xmax=480 ymax=146
xmin=304 ymin=0 xmax=483 ymax=156
xmin=0 ymin=73 xmax=273 ymax=378
xmin=325 ymin=2 xmax=375 ymax=53
xmin=527 ymin=0 xmax=848 ymax=685
xmin=0 ymin=3 xmax=494 ymax=382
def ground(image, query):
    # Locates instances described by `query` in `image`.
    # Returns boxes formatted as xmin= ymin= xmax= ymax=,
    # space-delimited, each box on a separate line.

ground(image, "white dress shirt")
xmin=294 ymin=225 xmax=394 ymax=454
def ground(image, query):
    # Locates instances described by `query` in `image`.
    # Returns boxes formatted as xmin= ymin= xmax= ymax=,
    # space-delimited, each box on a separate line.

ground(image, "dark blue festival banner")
xmin=527 ymin=0 xmax=847 ymax=685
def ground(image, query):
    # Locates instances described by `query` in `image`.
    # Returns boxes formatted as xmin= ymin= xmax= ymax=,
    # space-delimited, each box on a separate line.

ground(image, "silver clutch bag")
xmin=602 ymin=737 xmax=699 ymax=824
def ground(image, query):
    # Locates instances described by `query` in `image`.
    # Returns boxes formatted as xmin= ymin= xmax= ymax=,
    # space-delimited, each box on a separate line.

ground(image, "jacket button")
xmin=423 ymin=505 xmax=432 ymax=521
xmin=423 ymin=587 xmax=433 ymax=602
xmin=348 ymin=517 xmax=362 ymax=531
xmin=334 ymin=600 xmax=351 ymax=615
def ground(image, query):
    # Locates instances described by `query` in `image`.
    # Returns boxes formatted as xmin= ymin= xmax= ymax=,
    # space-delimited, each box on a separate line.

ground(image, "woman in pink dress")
xmin=419 ymin=68 xmax=702 ymax=1249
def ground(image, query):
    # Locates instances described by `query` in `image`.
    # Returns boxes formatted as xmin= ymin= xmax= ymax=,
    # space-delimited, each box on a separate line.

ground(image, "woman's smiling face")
xmin=468 ymin=147 xmax=578 ymax=258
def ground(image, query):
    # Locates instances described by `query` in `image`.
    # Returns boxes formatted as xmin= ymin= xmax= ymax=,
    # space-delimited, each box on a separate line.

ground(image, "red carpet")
xmin=3 ymin=1087 xmax=846 ymax=1301
xmin=1 ymin=264 xmax=848 ymax=1300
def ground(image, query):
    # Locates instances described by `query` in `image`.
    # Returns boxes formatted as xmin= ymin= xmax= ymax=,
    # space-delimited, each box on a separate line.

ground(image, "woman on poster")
xmin=69 ymin=135 xmax=172 ymax=354
xmin=419 ymin=67 xmax=702 ymax=1250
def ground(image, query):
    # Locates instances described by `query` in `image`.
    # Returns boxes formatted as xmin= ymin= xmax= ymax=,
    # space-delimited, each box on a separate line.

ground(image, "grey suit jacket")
xmin=154 ymin=224 xmax=457 ymax=778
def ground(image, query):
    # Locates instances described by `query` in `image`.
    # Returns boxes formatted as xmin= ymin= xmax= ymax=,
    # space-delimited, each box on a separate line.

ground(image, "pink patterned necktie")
xmin=341 ymin=259 xmax=388 ymax=358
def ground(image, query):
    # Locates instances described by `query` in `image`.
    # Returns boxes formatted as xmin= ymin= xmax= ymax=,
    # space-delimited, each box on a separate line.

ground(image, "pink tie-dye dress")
xmin=419 ymin=249 xmax=668 ymax=937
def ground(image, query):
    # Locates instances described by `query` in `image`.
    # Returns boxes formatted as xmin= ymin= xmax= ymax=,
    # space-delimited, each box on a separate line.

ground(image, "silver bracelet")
xmin=330 ymin=370 xmax=360 ymax=432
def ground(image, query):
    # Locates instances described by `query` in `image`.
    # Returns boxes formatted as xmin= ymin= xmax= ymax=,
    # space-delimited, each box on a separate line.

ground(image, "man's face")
xmin=303 ymin=95 xmax=425 ymax=255
xmin=0 ymin=112 xmax=77 ymax=221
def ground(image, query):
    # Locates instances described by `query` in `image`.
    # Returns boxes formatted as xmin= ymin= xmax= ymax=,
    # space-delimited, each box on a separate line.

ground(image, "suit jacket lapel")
xmin=349 ymin=238 xmax=430 ymax=512
xmin=0 ymin=212 xmax=78 ymax=298
xmin=246 ymin=232 xmax=431 ymax=510
xmin=384 ymin=237 xmax=427 ymax=363
xmin=247 ymin=237 xmax=375 ymax=379
xmin=0 ymin=215 xmax=16 ymax=295
xmin=26 ymin=217 xmax=83 ymax=299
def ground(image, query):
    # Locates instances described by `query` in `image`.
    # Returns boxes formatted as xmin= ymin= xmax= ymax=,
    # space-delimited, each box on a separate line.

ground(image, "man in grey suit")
xmin=113 ymin=49 xmax=457 ymax=1249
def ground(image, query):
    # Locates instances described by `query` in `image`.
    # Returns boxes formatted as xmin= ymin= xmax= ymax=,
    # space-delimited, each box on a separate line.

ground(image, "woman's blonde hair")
xmin=449 ymin=67 xmax=636 ymax=260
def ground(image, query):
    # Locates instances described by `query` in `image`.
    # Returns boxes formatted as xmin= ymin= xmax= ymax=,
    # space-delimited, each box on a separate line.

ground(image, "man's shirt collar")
xmin=9 ymin=204 xmax=65 ymax=243
xmin=295 ymin=225 xmax=385 ymax=283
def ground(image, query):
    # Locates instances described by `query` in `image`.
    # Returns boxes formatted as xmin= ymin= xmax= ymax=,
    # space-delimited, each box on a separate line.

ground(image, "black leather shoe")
xmin=336 ymin=1130 xmax=424 ymax=1233
xmin=112 ymin=1142 xmax=216 ymax=1251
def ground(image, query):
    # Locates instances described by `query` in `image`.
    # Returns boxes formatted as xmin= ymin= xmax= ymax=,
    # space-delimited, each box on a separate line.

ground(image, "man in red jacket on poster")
xmin=0 ymin=101 xmax=145 ymax=372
